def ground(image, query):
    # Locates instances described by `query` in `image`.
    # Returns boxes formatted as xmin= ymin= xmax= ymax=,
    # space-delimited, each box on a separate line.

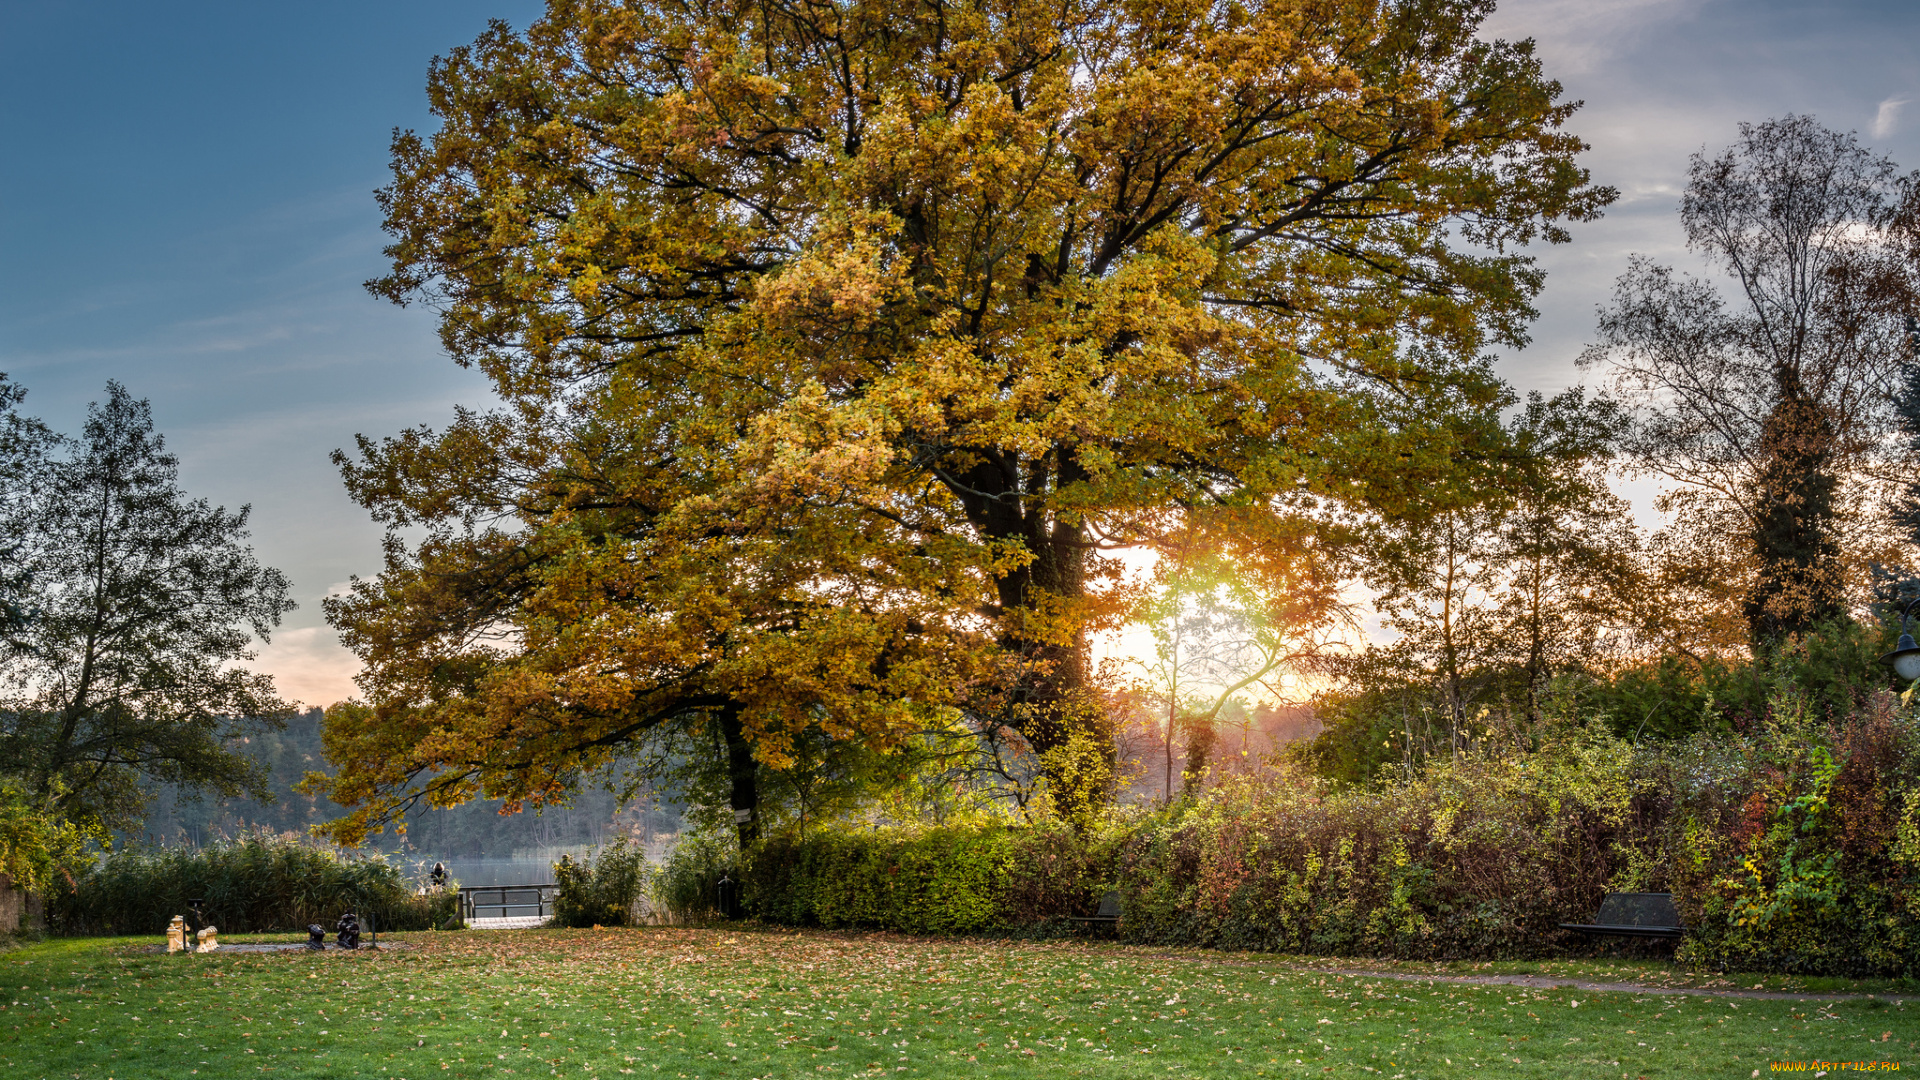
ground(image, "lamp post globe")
xmin=1888 ymin=633 xmax=1920 ymax=682
xmin=1881 ymin=594 xmax=1920 ymax=681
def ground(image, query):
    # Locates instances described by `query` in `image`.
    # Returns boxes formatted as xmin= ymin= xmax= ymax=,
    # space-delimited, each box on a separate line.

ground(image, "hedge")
xmin=740 ymin=698 xmax=1920 ymax=977
xmin=754 ymin=828 xmax=1053 ymax=934
xmin=49 ymin=832 xmax=457 ymax=935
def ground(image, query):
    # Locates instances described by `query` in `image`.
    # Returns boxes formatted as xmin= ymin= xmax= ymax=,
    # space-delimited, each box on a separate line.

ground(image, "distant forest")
xmin=132 ymin=708 xmax=685 ymax=859
xmin=127 ymin=700 xmax=1317 ymax=854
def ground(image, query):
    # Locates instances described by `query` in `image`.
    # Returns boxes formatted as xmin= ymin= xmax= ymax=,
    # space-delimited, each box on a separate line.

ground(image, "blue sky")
xmin=2 ymin=0 xmax=1919 ymax=705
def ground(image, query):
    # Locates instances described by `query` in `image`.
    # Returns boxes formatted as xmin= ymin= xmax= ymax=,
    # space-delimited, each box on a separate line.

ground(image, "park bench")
xmin=1067 ymin=891 xmax=1122 ymax=931
xmin=1558 ymin=892 xmax=1685 ymax=940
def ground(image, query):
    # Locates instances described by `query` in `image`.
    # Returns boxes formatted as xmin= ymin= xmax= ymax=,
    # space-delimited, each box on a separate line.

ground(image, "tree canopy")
xmin=319 ymin=0 xmax=1610 ymax=840
xmin=0 ymin=383 xmax=294 ymax=832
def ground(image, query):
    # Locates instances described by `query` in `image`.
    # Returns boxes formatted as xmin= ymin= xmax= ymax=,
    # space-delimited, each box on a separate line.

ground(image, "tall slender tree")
xmin=0 ymin=373 xmax=53 ymax=640
xmin=0 ymin=384 xmax=294 ymax=831
xmin=1582 ymin=116 xmax=1918 ymax=646
xmin=1345 ymin=387 xmax=1628 ymax=755
xmin=1891 ymin=317 xmax=1920 ymax=545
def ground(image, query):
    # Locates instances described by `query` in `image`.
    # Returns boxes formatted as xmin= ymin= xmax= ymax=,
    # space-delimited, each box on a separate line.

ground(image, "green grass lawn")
xmin=1 ymin=928 xmax=1911 ymax=1079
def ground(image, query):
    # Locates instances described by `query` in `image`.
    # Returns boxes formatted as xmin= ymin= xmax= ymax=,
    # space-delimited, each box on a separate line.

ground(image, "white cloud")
xmin=250 ymin=625 xmax=361 ymax=709
xmin=1873 ymin=95 xmax=1910 ymax=139
xmin=1479 ymin=0 xmax=1708 ymax=74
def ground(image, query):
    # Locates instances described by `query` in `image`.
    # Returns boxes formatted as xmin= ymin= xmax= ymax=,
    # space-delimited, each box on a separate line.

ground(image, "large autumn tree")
xmin=322 ymin=0 xmax=1608 ymax=839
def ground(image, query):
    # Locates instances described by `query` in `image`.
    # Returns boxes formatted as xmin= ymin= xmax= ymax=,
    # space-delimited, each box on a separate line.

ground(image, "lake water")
xmin=436 ymin=857 xmax=564 ymax=888
xmin=412 ymin=841 xmax=677 ymax=888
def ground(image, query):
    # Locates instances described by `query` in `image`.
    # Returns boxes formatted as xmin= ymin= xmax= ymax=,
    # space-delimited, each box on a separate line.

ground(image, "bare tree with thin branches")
xmin=1581 ymin=115 xmax=1918 ymax=644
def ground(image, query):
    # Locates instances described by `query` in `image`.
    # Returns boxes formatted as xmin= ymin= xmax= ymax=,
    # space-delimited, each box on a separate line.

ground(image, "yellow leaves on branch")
xmin=748 ymin=214 xmax=908 ymax=335
xmin=320 ymin=0 xmax=1612 ymax=833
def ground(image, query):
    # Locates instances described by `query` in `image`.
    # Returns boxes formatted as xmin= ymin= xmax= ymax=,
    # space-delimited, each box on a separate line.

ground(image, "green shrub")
xmin=1568 ymin=621 xmax=1897 ymax=741
xmin=1305 ymin=620 xmax=1902 ymax=769
xmin=1665 ymin=691 xmax=1920 ymax=976
xmin=47 ymin=832 xmax=456 ymax=935
xmin=0 ymin=784 xmax=98 ymax=898
xmin=551 ymin=838 xmax=651 ymax=927
xmin=656 ymin=828 xmax=738 ymax=924
xmin=744 ymin=693 xmax=1920 ymax=977
xmin=752 ymin=827 xmax=1012 ymax=934
xmin=1114 ymin=729 xmax=1643 ymax=958
xmin=747 ymin=821 xmax=1105 ymax=934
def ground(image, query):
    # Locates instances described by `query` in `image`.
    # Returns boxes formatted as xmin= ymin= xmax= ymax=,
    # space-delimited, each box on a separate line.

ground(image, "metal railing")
xmin=459 ymin=884 xmax=560 ymax=921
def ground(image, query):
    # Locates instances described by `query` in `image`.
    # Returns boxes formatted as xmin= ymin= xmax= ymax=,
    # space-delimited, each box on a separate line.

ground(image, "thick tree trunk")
xmin=947 ymin=448 xmax=1094 ymax=746
xmin=717 ymin=703 xmax=760 ymax=847
xmin=943 ymin=445 xmax=1110 ymax=811
xmin=998 ymin=511 xmax=1095 ymax=744
xmin=1746 ymin=366 xmax=1843 ymax=645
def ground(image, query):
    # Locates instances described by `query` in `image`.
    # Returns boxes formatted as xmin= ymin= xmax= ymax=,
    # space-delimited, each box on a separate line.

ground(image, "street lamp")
xmin=1881 ymin=595 xmax=1920 ymax=681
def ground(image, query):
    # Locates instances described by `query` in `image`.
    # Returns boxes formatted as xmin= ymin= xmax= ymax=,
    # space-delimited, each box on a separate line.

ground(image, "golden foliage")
xmin=318 ymin=0 xmax=1610 ymax=838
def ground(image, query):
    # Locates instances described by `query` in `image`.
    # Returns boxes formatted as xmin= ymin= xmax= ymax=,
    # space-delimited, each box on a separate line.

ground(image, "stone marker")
xmin=335 ymin=911 xmax=361 ymax=950
xmin=195 ymin=924 xmax=219 ymax=953
xmin=307 ymin=924 xmax=327 ymax=950
xmin=0 ymin=872 xmax=24 ymax=933
xmin=166 ymin=915 xmax=188 ymax=954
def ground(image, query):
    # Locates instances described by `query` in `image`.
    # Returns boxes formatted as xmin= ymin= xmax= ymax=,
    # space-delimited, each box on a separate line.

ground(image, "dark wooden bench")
xmin=1067 ymin=892 xmax=1122 ymax=930
xmin=1558 ymin=892 xmax=1685 ymax=940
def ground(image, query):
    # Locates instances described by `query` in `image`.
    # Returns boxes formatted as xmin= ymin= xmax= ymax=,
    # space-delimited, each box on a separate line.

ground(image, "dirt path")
xmin=1265 ymin=964 xmax=1912 ymax=1004
xmin=1120 ymin=946 xmax=1909 ymax=1003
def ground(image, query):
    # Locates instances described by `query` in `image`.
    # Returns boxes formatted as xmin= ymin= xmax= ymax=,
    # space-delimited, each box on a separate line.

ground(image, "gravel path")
xmin=1277 ymin=965 xmax=1912 ymax=1004
xmin=140 ymin=941 xmax=405 ymax=953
